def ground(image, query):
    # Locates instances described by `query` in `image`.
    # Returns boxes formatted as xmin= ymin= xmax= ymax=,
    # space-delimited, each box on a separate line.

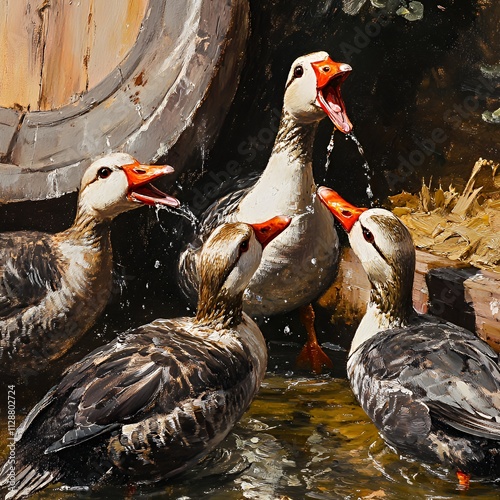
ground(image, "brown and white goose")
xmin=0 ymin=216 xmax=291 ymax=499
xmin=0 ymin=153 xmax=179 ymax=380
xmin=179 ymin=51 xmax=352 ymax=373
xmin=319 ymin=187 xmax=500 ymax=485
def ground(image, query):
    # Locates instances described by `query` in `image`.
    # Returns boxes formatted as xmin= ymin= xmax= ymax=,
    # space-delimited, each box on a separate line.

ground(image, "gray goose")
xmin=179 ymin=51 xmax=353 ymax=373
xmin=0 ymin=152 xmax=179 ymax=380
xmin=0 ymin=215 xmax=290 ymax=499
xmin=319 ymin=187 xmax=500 ymax=486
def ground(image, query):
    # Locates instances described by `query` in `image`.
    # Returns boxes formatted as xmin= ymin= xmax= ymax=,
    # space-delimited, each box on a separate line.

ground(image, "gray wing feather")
xmin=0 ymin=232 xmax=62 ymax=319
xmin=354 ymin=320 xmax=500 ymax=444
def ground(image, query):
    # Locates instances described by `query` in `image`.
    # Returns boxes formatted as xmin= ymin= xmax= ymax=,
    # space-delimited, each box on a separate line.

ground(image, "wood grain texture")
xmin=0 ymin=0 xmax=249 ymax=203
xmin=464 ymin=271 xmax=500 ymax=350
xmin=0 ymin=0 xmax=46 ymax=109
xmin=320 ymin=247 xmax=500 ymax=352
xmin=0 ymin=0 xmax=147 ymax=111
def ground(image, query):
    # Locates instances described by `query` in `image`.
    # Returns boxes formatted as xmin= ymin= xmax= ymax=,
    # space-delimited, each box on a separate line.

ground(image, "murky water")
xmin=4 ymin=359 xmax=500 ymax=499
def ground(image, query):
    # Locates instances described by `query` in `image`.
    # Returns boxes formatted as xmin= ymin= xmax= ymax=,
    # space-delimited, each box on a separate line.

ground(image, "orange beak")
xmin=311 ymin=57 xmax=352 ymax=134
xmin=250 ymin=216 xmax=292 ymax=248
xmin=122 ymin=160 xmax=180 ymax=207
xmin=318 ymin=186 xmax=367 ymax=232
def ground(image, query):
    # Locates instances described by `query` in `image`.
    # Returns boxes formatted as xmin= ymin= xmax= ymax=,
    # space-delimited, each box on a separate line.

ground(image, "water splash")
xmin=347 ymin=132 xmax=374 ymax=202
xmin=324 ymin=132 xmax=336 ymax=178
xmin=155 ymin=203 xmax=199 ymax=230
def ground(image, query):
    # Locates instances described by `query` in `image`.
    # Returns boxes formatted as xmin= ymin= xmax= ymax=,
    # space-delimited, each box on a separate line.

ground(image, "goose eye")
xmin=293 ymin=65 xmax=304 ymax=78
xmin=97 ymin=167 xmax=112 ymax=179
xmin=239 ymin=239 xmax=250 ymax=254
xmin=362 ymin=227 xmax=375 ymax=244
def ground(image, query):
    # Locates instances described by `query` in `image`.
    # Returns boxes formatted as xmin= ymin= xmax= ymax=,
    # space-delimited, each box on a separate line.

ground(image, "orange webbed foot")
xmin=456 ymin=470 xmax=470 ymax=490
xmin=295 ymin=304 xmax=333 ymax=374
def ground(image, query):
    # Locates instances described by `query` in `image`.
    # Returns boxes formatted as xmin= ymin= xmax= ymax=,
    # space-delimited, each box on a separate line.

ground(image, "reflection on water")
xmin=3 ymin=357 xmax=500 ymax=499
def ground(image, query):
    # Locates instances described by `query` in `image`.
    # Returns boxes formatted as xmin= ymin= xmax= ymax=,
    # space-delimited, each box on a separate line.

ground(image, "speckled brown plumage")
xmin=0 ymin=153 xmax=178 ymax=381
xmin=0 ymin=221 xmax=274 ymax=499
xmin=0 ymin=218 xmax=113 ymax=380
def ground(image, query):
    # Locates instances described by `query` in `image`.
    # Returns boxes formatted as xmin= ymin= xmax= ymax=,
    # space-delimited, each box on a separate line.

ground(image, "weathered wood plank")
xmin=0 ymin=0 xmax=249 ymax=203
xmin=464 ymin=271 xmax=500 ymax=350
xmin=0 ymin=1 xmax=147 ymax=111
xmin=39 ymin=0 xmax=93 ymax=110
xmin=319 ymin=247 xmax=500 ymax=352
xmin=88 ymin=1 xmax=148 ymax=91
xmin=0 ymin=160 xmax=84 ymax=203
xmin=0 ymin=108 xmax=22 ymax=158
xmin=0 ymin=0 xmax=45 ymax=110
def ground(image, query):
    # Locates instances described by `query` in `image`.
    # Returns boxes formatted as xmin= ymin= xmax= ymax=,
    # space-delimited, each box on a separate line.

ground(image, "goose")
xmin=179 ymin=51 xmax=353 ymax=373
xmin=319 ymin=186 xmax=500 ymax=485
xmin=0 ymin=215 xmax=291 ymax=499
xmin=0 ymin=153 xmax=179 ymax=380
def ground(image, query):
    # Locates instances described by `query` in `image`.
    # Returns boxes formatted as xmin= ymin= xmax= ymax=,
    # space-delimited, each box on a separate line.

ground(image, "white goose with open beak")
xmin=179 ymin=51 xmax=353 ymax=373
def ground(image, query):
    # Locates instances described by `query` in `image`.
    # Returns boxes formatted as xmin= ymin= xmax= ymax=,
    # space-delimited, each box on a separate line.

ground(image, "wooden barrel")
xmin=0 ymin=0 xmax=249 ymax=203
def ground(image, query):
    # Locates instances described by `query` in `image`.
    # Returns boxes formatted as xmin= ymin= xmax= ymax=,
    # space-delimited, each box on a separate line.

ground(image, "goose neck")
xmin=271 ymin=111 xmax=318 ymax=164
xmin=195 ymin=289 xmax=244 ymax=330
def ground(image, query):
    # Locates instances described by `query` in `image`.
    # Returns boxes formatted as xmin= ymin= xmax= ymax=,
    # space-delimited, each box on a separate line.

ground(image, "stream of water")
xmin=347 ymin=132 xmax=375 ymax=202
xmin=324 ymin=131 xmax=375 ymax=203
xmin=155 ymin=203 xmax=199 ymax=232
xmin=323 ymin=132 xmax=336 ymax=180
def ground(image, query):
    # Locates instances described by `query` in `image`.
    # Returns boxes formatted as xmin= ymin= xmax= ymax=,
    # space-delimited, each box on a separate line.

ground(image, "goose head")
xmin=318 ymin=187 xmax=415 ymax=315
xmin=196 ymin=216 xmax=291 ymax=327
xmin=283 ymin=51 xmax=352 ymax=132
xmin=77 ymin=153 xmax=180 ymax=221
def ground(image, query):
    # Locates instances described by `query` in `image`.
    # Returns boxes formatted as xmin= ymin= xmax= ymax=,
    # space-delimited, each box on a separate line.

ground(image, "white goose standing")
xmin=179 ymin=51 xmax=353 ymax=372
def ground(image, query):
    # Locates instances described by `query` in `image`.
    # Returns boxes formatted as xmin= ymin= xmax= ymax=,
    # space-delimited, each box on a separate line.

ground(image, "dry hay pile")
xmin=389 ymin=158 xmax=500 ymax=273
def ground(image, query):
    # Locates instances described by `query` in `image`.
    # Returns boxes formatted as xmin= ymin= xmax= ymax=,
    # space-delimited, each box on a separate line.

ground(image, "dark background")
xmin=2 ymin=0 xmax=499 ymax=397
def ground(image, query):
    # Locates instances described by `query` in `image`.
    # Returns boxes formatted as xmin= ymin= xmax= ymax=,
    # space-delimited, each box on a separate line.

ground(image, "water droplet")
xmin=324 ymin=132 xmax=335 ymax=177
xmin=284 ymin=325 xmax=291 ymax=335
xmin=154 ymin=260 xmax=161 ymax=269
xmin=311 ymin=258 xmax=317 ymax=265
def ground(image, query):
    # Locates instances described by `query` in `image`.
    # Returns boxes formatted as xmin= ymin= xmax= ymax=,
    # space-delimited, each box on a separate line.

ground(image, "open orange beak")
xmin=122 ymin=160 xmax=180 ymax=207
xmin=318 ymin=187 xmax=367 ymax=232
xmin=311 ymin=57 xmax=352 ymax=134
xmin=250 ymin=216 xmax=292 ymax=248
